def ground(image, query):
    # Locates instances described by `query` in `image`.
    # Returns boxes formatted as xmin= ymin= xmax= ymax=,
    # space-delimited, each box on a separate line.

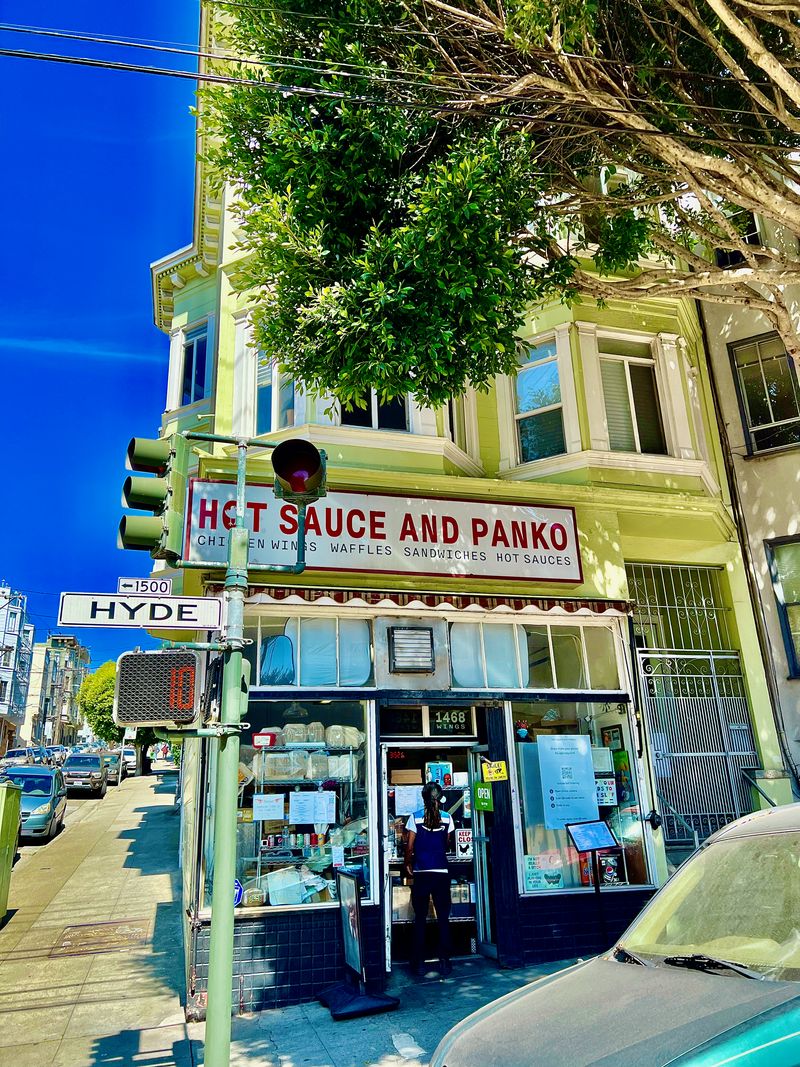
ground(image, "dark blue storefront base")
xmin=186 ymin=888 xmax=653 ymax=1014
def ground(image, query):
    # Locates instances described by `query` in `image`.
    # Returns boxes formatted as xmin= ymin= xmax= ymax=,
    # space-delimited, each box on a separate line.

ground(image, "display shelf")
xmin=255 ymin=777 xmax=357 ymax=786
xmin=254 ymin=744 xmax=363 ymax=753
xmin=392 ymin=917 xmax=476 ymax=925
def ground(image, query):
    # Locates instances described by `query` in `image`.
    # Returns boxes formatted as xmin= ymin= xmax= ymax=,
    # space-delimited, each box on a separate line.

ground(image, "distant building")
xmin=700 ymin=213 xmax=800 ymax=778
xmin=0 ymin=586 xmax=34 ymax=754
xmin=22 ymin=635 xmax=90 ymax=747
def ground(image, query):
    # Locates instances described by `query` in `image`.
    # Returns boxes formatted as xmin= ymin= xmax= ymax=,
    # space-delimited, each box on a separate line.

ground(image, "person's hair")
xmin=421 ymin=781 xmax=443 ymax=829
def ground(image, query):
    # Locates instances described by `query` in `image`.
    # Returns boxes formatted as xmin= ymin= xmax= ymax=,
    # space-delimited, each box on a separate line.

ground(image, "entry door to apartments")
xmin=628 ymin=563 xmax=760 ymax=851
xmin=638 ymin=650 xmax=758 ymax=845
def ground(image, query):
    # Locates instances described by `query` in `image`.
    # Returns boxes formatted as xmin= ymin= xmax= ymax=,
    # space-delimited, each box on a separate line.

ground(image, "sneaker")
xmin=439 ymin=958 xmax=453 ymax=976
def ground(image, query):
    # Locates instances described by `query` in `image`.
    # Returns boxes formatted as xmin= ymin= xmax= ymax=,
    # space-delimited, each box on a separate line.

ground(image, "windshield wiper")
xmin=662 ymin=953 xmax=763 ymax=980
xmin=613 ymin=945 xmax=652 ymax=967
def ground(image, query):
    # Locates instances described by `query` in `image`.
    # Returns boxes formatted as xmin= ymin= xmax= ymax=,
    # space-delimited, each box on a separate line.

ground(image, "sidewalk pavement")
xmin=188 ymin=956 xmax=577 ymax=1067
xmin=0 ymin=763 xmax=191 ymax=1067
xmin=0 ymin=762 xmax=575 ymax=1066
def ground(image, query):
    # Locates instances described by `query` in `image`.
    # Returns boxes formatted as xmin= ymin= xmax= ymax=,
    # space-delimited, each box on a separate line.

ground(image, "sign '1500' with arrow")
xmin=58 ymin=592 xmax=222 ymax=630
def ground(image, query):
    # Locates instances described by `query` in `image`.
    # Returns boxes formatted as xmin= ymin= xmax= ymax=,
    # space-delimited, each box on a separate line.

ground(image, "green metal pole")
xmin=204 ymin=440 xmax=249 ymax=1067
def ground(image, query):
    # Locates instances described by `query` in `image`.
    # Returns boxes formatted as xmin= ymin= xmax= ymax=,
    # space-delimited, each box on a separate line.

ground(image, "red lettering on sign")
xmin=199 ymin=498 xmax=218 ymax=530
xmin=491 ymin=521 xmax=510 ymax=548
xmin=246 ymin=501 xmax=268 ymax=533
xmin=471 ymin=518 xmax=488 ymax=544
xmin=305 ymin=506 xmax=321 ymax=536
xmin=400 ymin=514 xmax=419 ymax=542
xmin=511 ymin=521 xmax=528 ymax=549
xmin=279 ymin=504 xmax=298 ymax=535
xmin=347 ymin=509 xmax=366 ymax=538
xmin=421 ymin=514 xmax=438 ymax=543
xmin=530 ymin=522 xmax=549 ymax=549
xmin=370 ymin=512 xmax=386 ymax=540
xmin=442 ymin=516 xmax=458 ymax=544
xmin=326 ymin=508 xmax=343 ymax=538
xmin=551 ymin=523 xmax=568 ymax=550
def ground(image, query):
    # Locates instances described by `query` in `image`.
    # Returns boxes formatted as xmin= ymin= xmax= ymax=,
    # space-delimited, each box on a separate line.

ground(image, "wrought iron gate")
xmin=638 ymin=651 xmax=758 ymax=844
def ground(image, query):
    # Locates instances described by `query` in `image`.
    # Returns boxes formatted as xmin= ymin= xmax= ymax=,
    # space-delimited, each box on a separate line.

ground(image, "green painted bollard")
xmin=0 ymin=781 xmax=21 ymax=919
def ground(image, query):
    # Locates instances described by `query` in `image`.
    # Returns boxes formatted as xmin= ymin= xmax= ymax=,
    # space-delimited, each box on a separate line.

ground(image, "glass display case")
xmin=202 ymin=699 xmax=373 ymax=910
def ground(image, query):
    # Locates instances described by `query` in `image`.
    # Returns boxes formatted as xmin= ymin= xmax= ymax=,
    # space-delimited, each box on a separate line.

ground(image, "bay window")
xmin=341 ymin=391 xmax=408 ymax=431
xmin=598 ymin=338 xmax=667 ymax=455
xmin=515 ymin=340 xmax=566 ymax=462
xmin=181 ymin=326 xmax=210 ymax=406
xmin=255 ymin=355 xmax=295 ymax=435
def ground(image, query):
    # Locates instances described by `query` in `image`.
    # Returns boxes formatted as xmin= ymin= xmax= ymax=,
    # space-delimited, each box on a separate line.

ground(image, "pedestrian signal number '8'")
xmin=114 ymin=650 xmax=201 ymax=727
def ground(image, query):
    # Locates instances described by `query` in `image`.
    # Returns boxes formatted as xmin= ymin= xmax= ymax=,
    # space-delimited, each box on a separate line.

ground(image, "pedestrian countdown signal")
xmin=114 ymin=650 xmax=201 ymax=728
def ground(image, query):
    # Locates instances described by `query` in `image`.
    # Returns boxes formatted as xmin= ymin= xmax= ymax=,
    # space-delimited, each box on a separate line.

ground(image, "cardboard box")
xmin=391 ymin=769 xmax=423 ymax=784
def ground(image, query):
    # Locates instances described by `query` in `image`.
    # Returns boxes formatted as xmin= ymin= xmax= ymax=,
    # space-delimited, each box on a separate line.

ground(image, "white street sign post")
xmin=58 ymin=592 xmax=222 ymax=630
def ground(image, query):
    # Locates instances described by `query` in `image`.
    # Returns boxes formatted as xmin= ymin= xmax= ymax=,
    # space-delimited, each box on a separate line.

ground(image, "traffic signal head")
xmin=118 ymin=434 xmax=190 ymax=560
xmin=272 ymin=439 xmax=327 ymax=503
xmin=114 ymin=649 xmax=201 ymax=727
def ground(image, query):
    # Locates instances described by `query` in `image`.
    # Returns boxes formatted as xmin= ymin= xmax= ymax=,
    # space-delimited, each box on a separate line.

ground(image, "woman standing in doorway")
xmin=404 ymin=781 xmax=454 ymax=976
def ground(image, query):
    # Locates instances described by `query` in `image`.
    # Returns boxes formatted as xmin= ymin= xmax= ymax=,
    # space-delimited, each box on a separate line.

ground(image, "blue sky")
xmin=0 ymin=3 xmax=199 ymax=668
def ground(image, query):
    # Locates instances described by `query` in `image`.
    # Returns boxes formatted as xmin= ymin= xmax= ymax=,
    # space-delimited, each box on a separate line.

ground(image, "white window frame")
xmin=232 ymin=313 xmax=301 ymax=436
xmin=499 ymin=325 xmax=580 ymax=472
xmin=165 ymin=315 xmax=216 ymax=412
xmin=579 ymin=324 xmax=696 ymax=460
xmin=598 ymin=349 xmax=665 ymax=456
xmin=443 ymin=391 xmax=480 ymax=459
xmin=515 ymin=339 xmax=566 ymax=463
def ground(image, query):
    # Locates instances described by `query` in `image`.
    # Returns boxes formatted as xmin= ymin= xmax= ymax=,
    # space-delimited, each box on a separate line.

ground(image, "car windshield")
xmin=104 ymin=755 xmax=119 ymax=766
xmin=65 ymin=756 xmax=101 ymax=768
xmin=4 ymin=774 xmax=53 ymax=797
xmin=3 ymin=750 xmax=27 ymax=759
xmin=620 ymin=830 xmax=800 ymax=982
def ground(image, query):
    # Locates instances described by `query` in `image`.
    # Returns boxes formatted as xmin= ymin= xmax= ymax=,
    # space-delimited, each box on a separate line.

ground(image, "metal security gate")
xmin=638 ymin=651 xmax=758 ymax=844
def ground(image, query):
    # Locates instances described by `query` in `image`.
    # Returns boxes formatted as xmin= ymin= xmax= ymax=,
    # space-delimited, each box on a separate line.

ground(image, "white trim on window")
xmin=555 ymin=324 xmax=582 ymax=453
xmin=576 ymin=322 xmax=609 ymax=450
xmin=654 ymin=333 xmax=696 ymax=459
xmin=165 ymin=315 xmax=216 ymax=413
xmin=408 ymin=397 xmax=437 ymax=436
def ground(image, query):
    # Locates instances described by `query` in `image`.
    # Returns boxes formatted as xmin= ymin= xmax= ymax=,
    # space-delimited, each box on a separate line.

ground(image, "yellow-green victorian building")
xmin=146 ymin=132 xmax=792 ymax=1016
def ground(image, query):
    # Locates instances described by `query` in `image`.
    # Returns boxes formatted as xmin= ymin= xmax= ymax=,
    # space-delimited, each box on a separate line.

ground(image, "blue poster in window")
xmin=538 ymin=734 xmax=599 ymax=830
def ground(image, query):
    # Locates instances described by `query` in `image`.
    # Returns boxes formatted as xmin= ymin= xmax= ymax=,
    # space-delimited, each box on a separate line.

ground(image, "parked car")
xmin=62 ymin=754 xmax=107 ymax=796
xmin=0 ymin=747 xmax=37 ymax=770
xmin=121 ymin=747 xmax=137 ymax=775
xmin=1 ymin=766 xmax=67 ymax=840
xmin=103 ymin=751 xmax=126 ymax=786
xmin=432 ymin=803 xmax=800 ymax=1067
xmin=45 ymin=745 xmax=68 ymax=765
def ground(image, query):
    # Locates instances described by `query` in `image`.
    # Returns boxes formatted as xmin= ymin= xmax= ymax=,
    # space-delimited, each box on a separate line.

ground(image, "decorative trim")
xmin=501 ymin=449 xmax=720 ymax=495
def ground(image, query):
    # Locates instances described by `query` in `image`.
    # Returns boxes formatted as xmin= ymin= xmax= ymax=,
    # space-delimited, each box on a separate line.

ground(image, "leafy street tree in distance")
xmin=78 ymin=662 xmax=122 ymax=747
xmin=202 ymin=0 xmax=800 ymax=407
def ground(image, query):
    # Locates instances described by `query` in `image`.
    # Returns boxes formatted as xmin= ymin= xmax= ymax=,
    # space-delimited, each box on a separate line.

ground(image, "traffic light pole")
xmin=204 ymin=438 xmax=248 ymax=1067
xmin=177 ymin=433 xmax=321 ymax=1067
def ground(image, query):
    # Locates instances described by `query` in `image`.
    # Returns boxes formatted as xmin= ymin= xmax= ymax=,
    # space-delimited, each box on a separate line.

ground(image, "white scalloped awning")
xmin=214 ymin=586 xmax=631 ymax=618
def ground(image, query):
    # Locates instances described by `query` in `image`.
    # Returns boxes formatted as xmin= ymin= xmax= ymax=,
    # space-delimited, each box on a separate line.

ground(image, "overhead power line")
xmin=0 ymin=21 xmax=787 ymax=133
xmin=1 ymin=44 xmax=798 ymax=153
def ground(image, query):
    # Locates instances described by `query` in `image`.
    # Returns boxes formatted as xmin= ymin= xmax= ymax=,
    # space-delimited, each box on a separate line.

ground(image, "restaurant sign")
xmin=186 ymin=482 xmax=582 ymax=584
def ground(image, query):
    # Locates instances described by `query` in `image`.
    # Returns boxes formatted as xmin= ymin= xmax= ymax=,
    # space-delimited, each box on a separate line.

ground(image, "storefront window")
xmin=450 ymin=622 xmax=622 ymax=692
xmin=253 ymin=617 xmax=373 ymax=688
xmin=202 ymin=700 xmax=373 ymax=911
xmin=513 ymin=701 xmax=650 ymax=891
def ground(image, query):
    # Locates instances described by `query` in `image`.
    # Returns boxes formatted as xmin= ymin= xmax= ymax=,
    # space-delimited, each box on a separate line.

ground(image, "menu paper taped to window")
xmin=252 ymin=793 xmax=285 ymax=821
xmin=394 ymin=785 xmax=424 ymax=816
xmin=313 ymin=790 xmax=336 ymax=824
xmin=288 ymin=791 xmax=317 ymax=824
xmin=538 ymin=734 xmax=599 ymax=830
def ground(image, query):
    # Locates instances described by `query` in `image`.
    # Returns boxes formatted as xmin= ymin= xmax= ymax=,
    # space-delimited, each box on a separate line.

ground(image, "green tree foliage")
xmin=202 ymin=0 xmax=800 ymax=389
xmin=78 ymin=662 xmax=122 ymax=747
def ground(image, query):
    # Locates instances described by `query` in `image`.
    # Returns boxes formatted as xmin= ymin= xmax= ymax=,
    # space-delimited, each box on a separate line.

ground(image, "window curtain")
xmin=338 ymin=619 xmax=373 ymax=685
xmin=298 ymin=618 xmax=337 ymax=686
xmin=450 ymin=623 xmax=484 ymax=688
